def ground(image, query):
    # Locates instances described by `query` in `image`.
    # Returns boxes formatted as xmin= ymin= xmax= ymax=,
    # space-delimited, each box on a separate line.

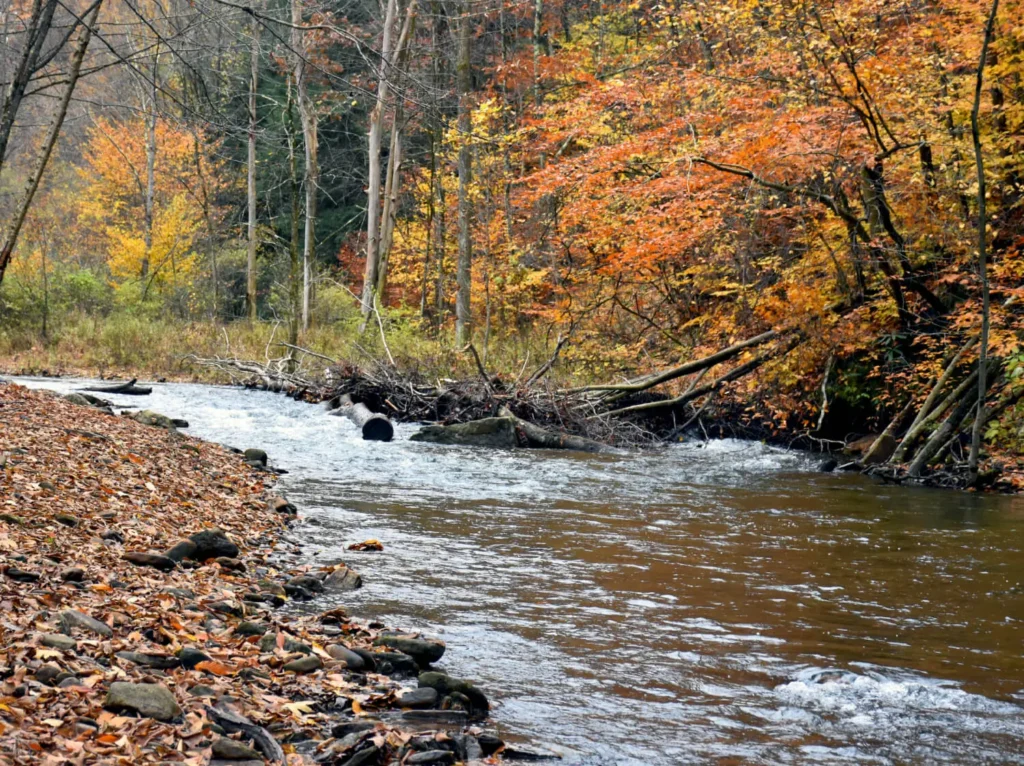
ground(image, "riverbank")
xmin=0 ymin=382 xmax=507 ymax=764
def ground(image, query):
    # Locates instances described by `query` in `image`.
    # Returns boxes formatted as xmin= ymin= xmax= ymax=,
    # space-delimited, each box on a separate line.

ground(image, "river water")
xmin=15 ymin=377 xmax=1024 ymax=764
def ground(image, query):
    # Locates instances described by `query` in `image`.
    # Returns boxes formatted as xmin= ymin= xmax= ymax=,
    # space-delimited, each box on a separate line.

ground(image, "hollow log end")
xmin=362 ymin=419 xmax=394 ymax=442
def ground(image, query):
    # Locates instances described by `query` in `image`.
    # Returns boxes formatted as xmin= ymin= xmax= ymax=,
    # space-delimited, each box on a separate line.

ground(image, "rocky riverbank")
xmin=0 ymin=382 xmax=507 ymax=765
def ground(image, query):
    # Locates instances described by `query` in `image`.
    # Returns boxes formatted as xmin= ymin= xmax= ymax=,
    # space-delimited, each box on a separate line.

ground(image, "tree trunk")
xmin=329 ymin=395 xmax=394 ymax=442
xmin=454 ymin=2 xmax=473 ymax=346
xmin=142 ymin=50 xmax=160 ymax=280
xmin=285 ymin=74 xmax=301 ymax=348
xmin=292 ymin=0 xmax=317 ymax=330
xmin=969 ymin=0 xmax=999 ymax=475
xmin=246 ymin=18 xmax=260 ymax=322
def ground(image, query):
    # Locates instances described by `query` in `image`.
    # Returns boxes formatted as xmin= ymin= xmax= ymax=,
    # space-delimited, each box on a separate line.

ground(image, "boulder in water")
xmin=410 ymin=417 xmax=518 ymax=449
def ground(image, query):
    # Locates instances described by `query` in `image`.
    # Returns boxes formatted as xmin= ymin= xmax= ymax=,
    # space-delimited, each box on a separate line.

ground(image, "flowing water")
xmin=15 ymin=377 xmax=1024 ymax=764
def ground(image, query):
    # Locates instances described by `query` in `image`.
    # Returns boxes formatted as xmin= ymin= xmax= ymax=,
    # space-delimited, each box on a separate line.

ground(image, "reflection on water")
xmin=15 ymin=378 xmax=1024 ymax=764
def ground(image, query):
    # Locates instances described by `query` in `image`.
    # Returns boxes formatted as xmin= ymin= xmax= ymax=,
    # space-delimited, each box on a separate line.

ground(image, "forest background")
xmin=0 ymin=0 xmax=1022 ymax=481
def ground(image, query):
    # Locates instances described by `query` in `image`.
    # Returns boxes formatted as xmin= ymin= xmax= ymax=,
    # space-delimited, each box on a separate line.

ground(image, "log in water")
xmin=329 ymin=394 xmax=394 ymax=442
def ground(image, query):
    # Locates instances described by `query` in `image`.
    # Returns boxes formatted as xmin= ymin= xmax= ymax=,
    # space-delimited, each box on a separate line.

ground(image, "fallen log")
xmin=330 ymin=394 xmax=394 ymax=442
xmin=498 ymin=407 xmax=611 ymax=453
xmin=81 ymin=378 xmax=152 ymax=395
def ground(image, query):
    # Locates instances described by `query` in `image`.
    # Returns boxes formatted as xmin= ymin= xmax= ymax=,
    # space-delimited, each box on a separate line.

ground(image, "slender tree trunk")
xmin=286 ymin=75 xmax=301 ymax=349
xmin=375 ymin=103 xmax=403 ymax=301
xmin=246 ymin=18 xmax=260 ymax=322
xmin=0 ymin=0 xmax=102 ymax=285
xmin=454 ymin=2 xmax=473 ymax=346
xmin=142 ymin=49 xmax=160 ymax=280
xmin=969 ymin=0 xmax=999 ymax=475
xmin=362 ymin=0 xmax=399 ymax=320
xmin=292 ymin=0 xmax=317 ymax=330
xmin=533 ymin=0 xmax=543 ymax=107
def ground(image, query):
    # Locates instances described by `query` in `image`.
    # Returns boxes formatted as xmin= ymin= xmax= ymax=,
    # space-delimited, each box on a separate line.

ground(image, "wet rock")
xmin=323 ymin=566 xmax=363 ymax=592
xmin=476 ymin=733 xmax=504 ymax=756
xmin=170 ymin=418 xmax=189 ymax=429
xmin=176 ymin=647 xmax=211 ymax=669
xmin=234 ymin=621 xmax=268 ymax=638
xmin=57 ymin=675 xmax=80 ymax=688
xmin=40 ymin=634 xmax=77 ymax=652
xmin=337 ymin=745 xmax=379 ymax=766
xmin=268 ymin=496 xmax=297 ymax=515
xmin=373 ymin=652 xmax=419 ymax=677
xmin=283 ymin=583 xmax=314 ymax=600
xmin=101 ymin=529 xmax=125 ymax=544
xmin=348 ymin=648 xmax=377 ymax=671
xmin=189 ymin=684 xmax=217 ymax=697
xmin=282 ymin=655 xmax=322 ymax=674
xmin=501 ymin=745 xmax=563 ymax=761
xmin=60 ymin=567 xmax=85 ymax=582
xmin=410 ymin=417 xmax=519 ymax=448
xmin=458 ymin=735 xmax=483 ymax=761
xmin=60 ymin=609 xmax=113 ymax=637
xmin=331 ymin=720 xmax=377 ymax=739
xmin=400 ymin=710 xmax=468 ymax=727
xmin=115 ymin=651 xmax=181 ymax=670
xmin=326 ymin=645 xmax=365 ymax=670
xmin=55 ymin=514 xmax=78 ymax=527
xmin=374 ymin=636 xmax=445 ymax=667
xmin=189 ymin=529 xmax=239 ymax=560
xmin=165 ymin=540 xmax=198 ymax=562
xmin=131 ymin=410 xmax=177 ymax=430
xmin=243 ymin=592 xmax=285 ymax=607
xmin=818 ymin=458 xmax=839 ymax=473
xmin=124 ymin=552 xmax=176 ymax=571
xmin=243 ymin=449 xmax=267 ymax=466
xmin=35 ymin=664 xmax=62 ymax=685
xmin=104 ymin=682 xmax=181 ymax=721
xmin=397 ymin=688 xmax=438 ymax=709
xmin=407 ymin=751 xmax=455 ymax=765
xmin=286 ymin=575 xmax=324 ymax=593
xmin=417 ymin=672 xmax=489 ymax=720
xmin=257 ymin=580 xmax=286 ymax=597
xmin=4 ymin=566 xmax=40 ymax=582
xmin=211 ymin=737 xmax=262 ymax=760
xmin=258 ymin=633 xmax=311 ymax=655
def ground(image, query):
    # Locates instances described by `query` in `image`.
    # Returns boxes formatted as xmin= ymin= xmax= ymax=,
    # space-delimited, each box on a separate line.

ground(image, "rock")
xmin=115 ymin=651 xmax=181 ymax=670
xmin=35 ymin=664 xmax=62 ymax=685
xmin=4 ymin=566 xmax=40 ymax=582
xmin=459 ymin=735 xmax=484 ymax=761
xmin=243 ymin=449 xmax=267 ymax=466
xmin=400 ymin=710 xmax=468 ymax=726
xmin=210 ymin=761 xmax=262 ymax=766
xmin=208 ymin=601 xmax=244 ymax=618
xmin=407 ymin=751 xmax=455 ymax=765
xmin=818 ymin=458 xmax=839 ymax=473
xmin=282 ymin=655 xmax=322 ymax=674
xmin=397 ymin=687 xmax=438 ymax=709
xmin=101 ymin=529 xmax=125 ymax=544
xmin=40 ymin=634 xmax=77 ymax=651
xmin=0 ymin=513 xmax=24 ymax=525
xmin=326 ymin=645 xmax=365 ymax=670
xmin=177 ymin=647 xmax=211 ymax=669
xmin=163 ymin=587 xmax=194 ymax=600
xmin=60 ymin=610 xmax=113 ymax=637
xmin=165 ymin=540 xmax=198 ymax=562
xmin=211 ymin=737 xmax=262 ymax=760
xmin=170 ymin=418 xmax=189 ymax=429
xmin=283 ymin=584 xmax=314 ymax=600
xmin=104 ymin=682 xmax=181 ymax=721
xmin=374 ymin=636 xmax=445 ymax=667
xmin=243 ymin=592 xmax=284 ymax=607
xmin=258 ymin=633 xmax=312 ymax=655
xmin=338 ymin=745 xmax=379 ymax=766
xmin=372 ymin=652 xmax=418 ymax=677
xmin=217 ymin=557 xmax=246 ymax=572
xmin=331 ymin=720 xmax=376 ymax=738
xmin=63 ymin=393 xmax=94 ymax=407
xmin=257 ymin=580 xmax=286 ymax=596
xmin=131 ymin=410 xmax=177 ymax=430
xmin=477 ymin=733 xmax=504 ymax=756
xmin=286 ymin=575 xmax=323 ymax=593
xmin=348 ymin=648 xmax=377 ymax=671
xmin=189 ymin=684 xmax=217 ymax=697
xmin=55 ymin=514 xmax=78 ymax=527
xmin=268 ymin=496 xmax=297 ymax=515
xmin=189 ymin=529 xmax=239 ymax=560
xmin=501 ymin=745 xmax=563 ymax=761
xmin=409 ymin=417 xmax=519 ymax=448
xmin=323 ymin=566 xmax=363 ymax=592
xmin=234 ymin=621 xmax=268 ymax=638
xmin=417 ymin=672 xmax=489 ymax=720
xmin=124 ymin=552 xmax=176 ymax=571
xmin=61 ymin=567 xmax=85 ymax=582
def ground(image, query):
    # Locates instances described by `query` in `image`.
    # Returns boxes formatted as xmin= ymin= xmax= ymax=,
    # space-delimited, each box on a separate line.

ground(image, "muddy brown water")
xmin=17 ymin=378 xmax=1024 ymax=764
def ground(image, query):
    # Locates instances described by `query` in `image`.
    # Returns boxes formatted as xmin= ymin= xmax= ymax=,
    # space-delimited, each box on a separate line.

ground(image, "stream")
xmin=15 ymin=377 xmax=1024 ymax=764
